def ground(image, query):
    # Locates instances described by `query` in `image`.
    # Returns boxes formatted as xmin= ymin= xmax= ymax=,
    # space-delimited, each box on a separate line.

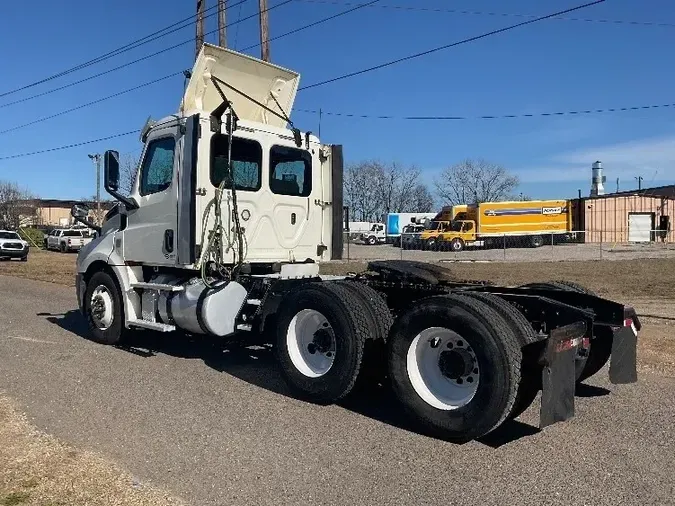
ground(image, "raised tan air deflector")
xmin=181 ymin=43 xmax=300 ymax=128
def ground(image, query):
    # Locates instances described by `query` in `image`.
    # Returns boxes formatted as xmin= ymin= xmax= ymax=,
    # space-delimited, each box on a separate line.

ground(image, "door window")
xmin=269 ymin=145 xmax=312 ymax=197
xmin=139 ymin=137 xmax=176 ymax=196
xmin=210 ymin=135 xmax=262 ymax=191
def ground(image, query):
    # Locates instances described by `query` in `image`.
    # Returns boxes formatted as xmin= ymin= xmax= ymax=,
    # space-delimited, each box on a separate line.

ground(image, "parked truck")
xmin=387 ymin=212 xmax=437 ymax=245
xmin=420 ymin=200 xmax=573 ymax=252
xmin=70 ymin=44 xmax=639 ymax=443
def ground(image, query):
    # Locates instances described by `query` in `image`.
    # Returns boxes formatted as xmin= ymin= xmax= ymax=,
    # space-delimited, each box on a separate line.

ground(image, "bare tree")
xmin=410 ymin=184 xmax=434 ymax=212
xmin=119 ymin=153 xmax=139 ymax=196
xmin=0 ymin=180 xmax=37 ymax=229
xmin=344 ymin=160 xmax=433 ymax=221
xmin=344 ymin=161 xmax=383 ymax=222
xmin=434 ymin=159 xmax=519 ymax=205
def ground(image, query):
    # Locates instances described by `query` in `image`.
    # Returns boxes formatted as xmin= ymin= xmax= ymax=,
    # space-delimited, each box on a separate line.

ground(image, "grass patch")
xmin=0 ymin=394 xmax=184 ymax=506
xmin=1 ymin=492 xmax=30 ymax=505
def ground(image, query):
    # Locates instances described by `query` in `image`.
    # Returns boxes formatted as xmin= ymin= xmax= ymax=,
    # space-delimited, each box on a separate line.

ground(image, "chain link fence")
xmin=341 ymin=230 xmax=675 ymax=263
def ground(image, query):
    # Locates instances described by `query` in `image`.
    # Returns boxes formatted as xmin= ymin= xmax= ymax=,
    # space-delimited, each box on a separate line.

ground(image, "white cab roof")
xmin=181 ymin=43 xmax=300 ymax=129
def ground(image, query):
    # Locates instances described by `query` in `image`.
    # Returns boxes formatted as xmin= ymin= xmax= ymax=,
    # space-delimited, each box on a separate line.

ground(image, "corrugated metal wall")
xmin=582 ymin=195 xmax=674 ymax=242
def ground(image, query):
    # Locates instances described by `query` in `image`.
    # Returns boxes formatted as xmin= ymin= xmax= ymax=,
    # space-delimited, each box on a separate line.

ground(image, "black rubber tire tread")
xmin=275 ymin=281 xmax=372 ymax=404
xmin=83 ymin=271 xmax=126 ymax=345
xmin=576 ymin=326 xmax=613 ymax=383
xmin=367 ymin=260 xmax=439 ymax=285
xmin=520 ymin=280 xmax=611 ymax=383
xmin=388 ymin=293 xmax=522 ymax=442
xmin=334 ymin=280 xmax=394 ymax=388
xmin=553 ymin=280 xmax=594 ymax=295
xmin=334 ymin=280 xmax=393 ymax=342
xmin=369 ymin=260 xmax=457 ymax=283
xmin=460 ymin=291 xmax=541 ymax=420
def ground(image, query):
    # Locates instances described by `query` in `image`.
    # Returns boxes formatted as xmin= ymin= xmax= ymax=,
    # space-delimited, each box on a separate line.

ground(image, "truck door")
xmin=122 ymin=122 xmax=181 ymax=265
xmin=266 ymin=143 xmax=323 ymax=261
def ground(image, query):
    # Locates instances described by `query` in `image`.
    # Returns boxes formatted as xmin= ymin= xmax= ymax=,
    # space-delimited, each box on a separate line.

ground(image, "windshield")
xmin=0 ymin=232 xmax=20 ymax=240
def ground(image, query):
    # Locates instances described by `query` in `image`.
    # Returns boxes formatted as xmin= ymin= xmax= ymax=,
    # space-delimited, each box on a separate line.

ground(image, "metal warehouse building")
xmin=571 ymin=185 xmax=675 ymax=243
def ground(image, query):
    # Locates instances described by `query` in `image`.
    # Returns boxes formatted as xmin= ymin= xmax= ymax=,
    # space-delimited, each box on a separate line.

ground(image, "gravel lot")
xmin=343 ymin=241 xmax=675 ymax=263
xmin=1 ymin=275 xmax=674 ymax=506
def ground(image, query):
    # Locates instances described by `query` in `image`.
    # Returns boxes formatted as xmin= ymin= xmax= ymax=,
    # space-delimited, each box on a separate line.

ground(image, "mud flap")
xmin=609 ymin=324 xmax=638 ymax=384
xmin=539 ymin=321 xmax=586 ymax=429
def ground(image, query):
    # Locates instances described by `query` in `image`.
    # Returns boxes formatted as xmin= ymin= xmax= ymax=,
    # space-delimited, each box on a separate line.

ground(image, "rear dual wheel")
xmin=275 ymin=281 xmax=392 ymax=404
xmin=387 ymin=293 xmax=522 ymax=442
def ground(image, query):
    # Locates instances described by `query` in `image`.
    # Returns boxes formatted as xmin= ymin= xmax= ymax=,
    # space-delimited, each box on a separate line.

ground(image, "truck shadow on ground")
xmin=40 ymin=309 xmax=607 ymax=448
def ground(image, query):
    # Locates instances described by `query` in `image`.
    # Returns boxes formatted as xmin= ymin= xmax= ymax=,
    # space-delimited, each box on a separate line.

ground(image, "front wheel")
xmin=367 ymin=235 xmax=377 ymax=245
xmin=450 ymin=238 xmax=465 ymax=252
xmin=83 ymin=271 xmax=125 ymax=345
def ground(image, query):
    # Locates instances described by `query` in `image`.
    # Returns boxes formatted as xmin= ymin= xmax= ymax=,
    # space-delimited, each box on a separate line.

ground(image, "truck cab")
xmin=419 ymin=220 xmax=476 ymax=251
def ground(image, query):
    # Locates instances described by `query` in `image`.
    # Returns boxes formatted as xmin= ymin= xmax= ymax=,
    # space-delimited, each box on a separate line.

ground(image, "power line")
xmin=0 ymin=73 xmax=183 ymax=136
xmin=299 ymin=0 xmax=606 ymax=90
xmin=0 ymin=0 xmax=293 ymax=110
xmin=294 ymin=0 xmax=675 ymax=29
xmin=295 ymin=101 xmax=675 ymax=120
xmin=240 ymin=0 xmax=380 ymax=51
xmin=0 ymin=0 xmax=249 ymax=100
xmin=2 ymin=98 xmax=674 ymax=162
xmin=0 ymin=130 xmax=140 ymax=161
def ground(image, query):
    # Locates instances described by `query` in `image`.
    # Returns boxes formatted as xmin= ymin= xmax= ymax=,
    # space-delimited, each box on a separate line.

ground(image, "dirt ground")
xmin=0 ymin=394 xmax=184 ymax=506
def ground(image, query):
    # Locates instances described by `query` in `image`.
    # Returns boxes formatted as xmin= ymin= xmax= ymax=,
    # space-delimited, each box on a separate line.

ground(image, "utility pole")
xmin=616 ymin=177 xmax=620 ymax=193
xmin=258 ymin=0 xmax=270 ymax=61
xmin=218 ymin=0 xmax=227 ymax=47
xmin=196 ymin=0 xmax=205 ymax=60
xmin=88 ymin=153 xmax=101 ymax=219
xmin=635 ymin=176 xmax=643 ymax=190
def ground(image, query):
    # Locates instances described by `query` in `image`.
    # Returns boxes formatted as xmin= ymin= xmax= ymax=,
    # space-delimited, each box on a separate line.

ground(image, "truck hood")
xmin=180 ymin=43 xmax=300 ymax=129
xmin=0 ymin=238 xmax=28 ymax=247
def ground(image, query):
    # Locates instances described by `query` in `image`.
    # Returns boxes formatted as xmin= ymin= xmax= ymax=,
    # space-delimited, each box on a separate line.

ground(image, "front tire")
xmin=387 ymin=294 xmax=521 ymax=442
xmin=450 ymin=238 xmax=465 ymax=252
xmin=83 ymin=271 xmax=125 ymax=345
xmin=367 ymin=235 xmax=377 ymax=245
xmin=275 ymin=282 xmax=373 ymax=404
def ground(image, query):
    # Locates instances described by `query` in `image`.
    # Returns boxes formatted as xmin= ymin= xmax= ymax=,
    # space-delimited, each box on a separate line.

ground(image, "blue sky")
xmin=0 ymin=0 xmax=674 ymax=202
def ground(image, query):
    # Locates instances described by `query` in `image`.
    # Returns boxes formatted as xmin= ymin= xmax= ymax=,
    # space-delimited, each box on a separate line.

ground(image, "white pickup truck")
xmin=45 ymin=229 xmax=92 ymax=252
xmin=0 ymin=230 xmax=29 ymax=261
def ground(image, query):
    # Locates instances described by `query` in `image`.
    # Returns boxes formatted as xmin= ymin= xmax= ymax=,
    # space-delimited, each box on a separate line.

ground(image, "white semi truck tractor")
xmin=71 ymin=44 xmax=640 ymax=442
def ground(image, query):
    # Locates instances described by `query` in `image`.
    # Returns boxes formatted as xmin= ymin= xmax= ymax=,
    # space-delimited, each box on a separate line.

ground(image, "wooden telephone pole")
xmin=258 ymin=0 xmax=270 ymax=61
xmin=218 ymin=0 xmax=227 ymax=47
xmin=196 ymin=0 xmax=205 ymax=59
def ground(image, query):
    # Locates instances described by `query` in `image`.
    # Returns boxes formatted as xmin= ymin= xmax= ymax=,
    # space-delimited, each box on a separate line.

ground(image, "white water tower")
xmin=590 ymin=160 xmax=606 ymax=197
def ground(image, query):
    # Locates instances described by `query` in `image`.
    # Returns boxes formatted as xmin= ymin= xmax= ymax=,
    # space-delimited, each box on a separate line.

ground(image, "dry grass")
xmin=0 ymin=393 xmax=184 ymax=506
xmin=0 ymin=250 xmax=76 ymax=287
xmin=5 ymin=250 xmax=674 ymax=301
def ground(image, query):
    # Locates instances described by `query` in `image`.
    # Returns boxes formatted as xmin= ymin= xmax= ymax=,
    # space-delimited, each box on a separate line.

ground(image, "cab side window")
xmin=139 ymin=137 xmax=176 ymax=196
xmin=269 ymin=145 xmax=312 ymax=197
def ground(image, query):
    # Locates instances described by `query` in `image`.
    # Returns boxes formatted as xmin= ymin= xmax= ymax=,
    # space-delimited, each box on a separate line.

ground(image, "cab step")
xmin=127 ymin=319 xmax=176 ymax=332
xmin=130 ymin=282 xmax=184 ymax=292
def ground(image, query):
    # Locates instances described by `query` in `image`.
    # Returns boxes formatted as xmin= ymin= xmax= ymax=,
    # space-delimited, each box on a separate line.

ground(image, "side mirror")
xmin=70 ymin=204 xmax=100 ymax=234
xmin=104 ymin=150 xmax=120 ymax=192
xmin=71 ymin=204 xmax=89 ymax=219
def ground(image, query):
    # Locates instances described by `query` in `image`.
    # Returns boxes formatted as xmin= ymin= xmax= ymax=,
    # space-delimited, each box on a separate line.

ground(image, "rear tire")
xmin=387 ymin=293 xmax=521 ymax=442
xmin=275 ymin=282 xmax=373 ymax=404
xmin=334 ymin=281 xmax=393 ymax=388
xmin=460 ymin=292 xmax=541 ymax=420
xmin=530 ymin=235 xmax=544 ymax=248
xmin=520 ymin=280 xmax=612 ymax=383
xmin=21 ymin=256 xmax=27 ymax=262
